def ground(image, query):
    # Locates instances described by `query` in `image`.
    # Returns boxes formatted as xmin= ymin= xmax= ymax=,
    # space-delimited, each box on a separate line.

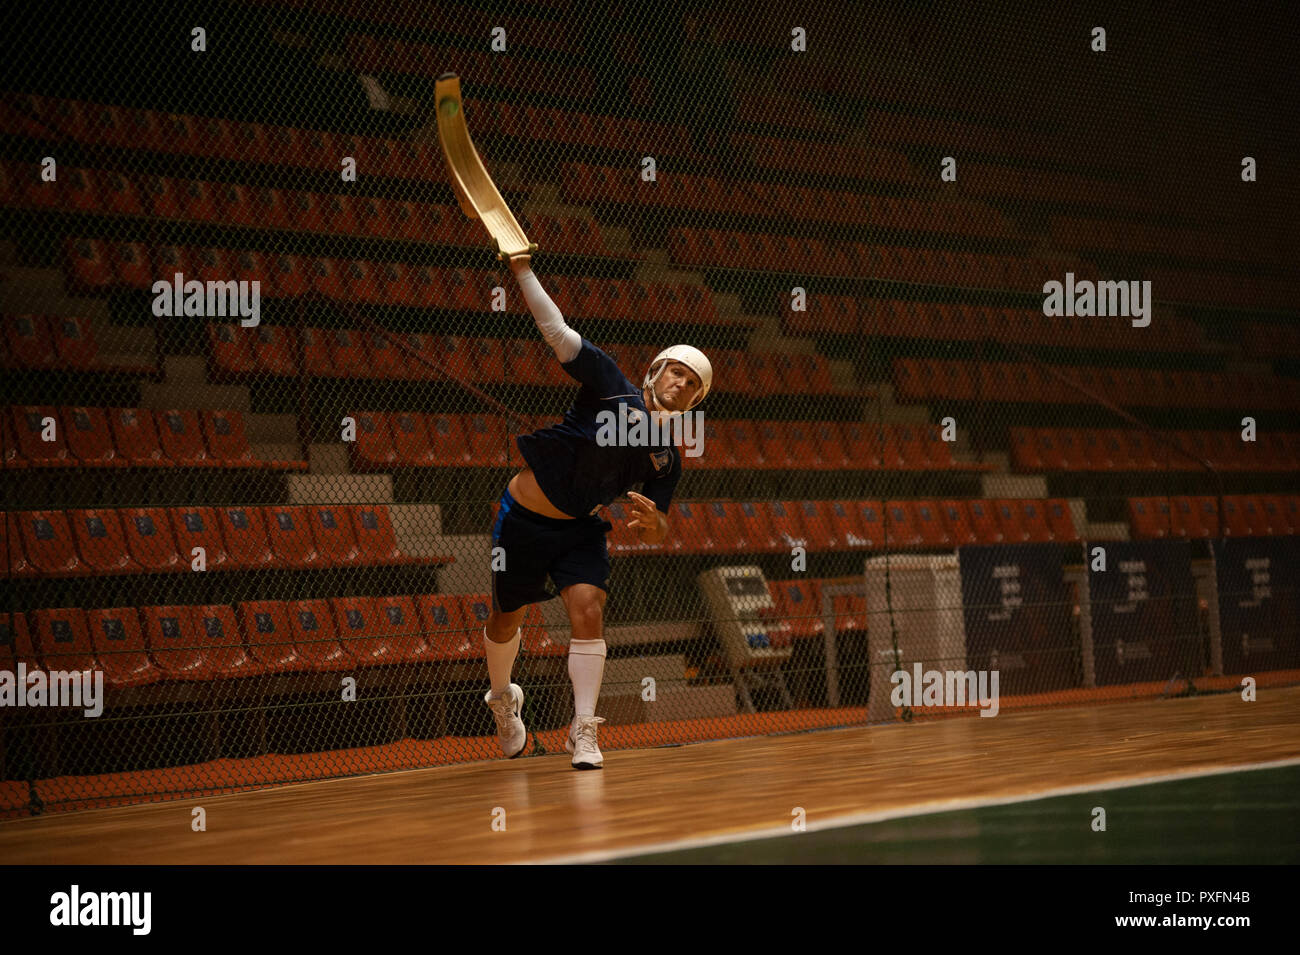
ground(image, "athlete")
xmin=483 ymin=253 xmax=712 ymax=769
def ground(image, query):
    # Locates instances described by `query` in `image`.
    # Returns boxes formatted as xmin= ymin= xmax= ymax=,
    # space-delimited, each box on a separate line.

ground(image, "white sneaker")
xmin=565 ymin=715 xmax=606 ymax=770
xmin=485 ymin=684 xmax=527 ymax=758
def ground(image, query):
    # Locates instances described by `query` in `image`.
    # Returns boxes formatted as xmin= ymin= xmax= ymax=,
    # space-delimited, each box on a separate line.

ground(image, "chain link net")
xmin=1 ymin=0 xmax=1297 ymax=815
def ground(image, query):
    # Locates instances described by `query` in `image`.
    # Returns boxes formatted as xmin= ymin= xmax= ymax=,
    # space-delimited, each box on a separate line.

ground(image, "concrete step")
xmin=980 ymin=473 xmax=1048 ymax=498
xmin=428 ymin=533 xmax=492 ymax=595
xmin=598 ymin=224 xmax=633 ymax=255
xmin=140 ymin=380 xmax=251 ymax=412
xmin=601 ymin=684 xmax=737 ymax=725
xmin=602 ymin=654 xmax=688 ymax=694
xmin=1083 ymin=520 xmax=1129 ymax=541
xmin=309 ymin=443 xmax=350 ymax=475
xmin=0 ymin=265 xmax=112 ymax=319
xmin=389 ymin=502 xmax=443 ymax=544
xmin=286 ymin=474 xmax=392 ymax=504
xmin=96 ymin=322 xmax=155 ymax=368
xmin=246 ymin=413 xmax=298 ymax=445
xmin=251 ymin=442 xmax=303 ymax=465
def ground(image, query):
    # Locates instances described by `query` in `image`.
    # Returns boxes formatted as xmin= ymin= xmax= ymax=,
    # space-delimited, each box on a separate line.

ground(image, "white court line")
xmin=527 ymin=755 xmax=1300 ymax=865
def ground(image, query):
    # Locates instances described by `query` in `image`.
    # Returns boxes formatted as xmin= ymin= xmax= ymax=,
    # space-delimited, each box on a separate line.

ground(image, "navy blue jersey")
xmin=515 ymin=337 xmax=682 ymax=518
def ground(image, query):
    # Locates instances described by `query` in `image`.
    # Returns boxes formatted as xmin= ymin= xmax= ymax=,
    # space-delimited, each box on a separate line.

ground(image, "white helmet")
xmin=643 ymin=344 xmax=712 ymax=415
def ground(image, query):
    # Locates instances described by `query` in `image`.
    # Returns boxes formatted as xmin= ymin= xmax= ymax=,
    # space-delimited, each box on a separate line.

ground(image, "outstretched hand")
xmin=626 ymin=491 xmax=658 ymax=532
xmin=509 ymin=253 xmax=532 ymax=274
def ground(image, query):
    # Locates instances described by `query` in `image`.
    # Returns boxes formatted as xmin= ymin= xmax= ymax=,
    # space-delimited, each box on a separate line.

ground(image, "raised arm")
xmin=509 ymin=254 xmax=580 ymax=363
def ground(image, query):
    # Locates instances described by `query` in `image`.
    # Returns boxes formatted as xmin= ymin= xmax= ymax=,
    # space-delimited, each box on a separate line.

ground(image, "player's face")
xmin=658 ymin=361 xmax=701 ymax=410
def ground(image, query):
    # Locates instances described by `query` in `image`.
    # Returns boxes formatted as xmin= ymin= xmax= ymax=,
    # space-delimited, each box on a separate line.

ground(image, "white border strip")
xmin=527 ymin=756 xmax=1300 ymax=865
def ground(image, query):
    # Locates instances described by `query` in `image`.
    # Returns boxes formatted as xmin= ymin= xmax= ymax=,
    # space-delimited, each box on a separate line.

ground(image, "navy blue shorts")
xmin=490 ymin=487 xmax=614 ymax=614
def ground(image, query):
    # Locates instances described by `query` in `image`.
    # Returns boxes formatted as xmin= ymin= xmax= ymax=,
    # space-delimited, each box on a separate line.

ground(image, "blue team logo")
xmin=650 ymin=449 xmax=671 ymax=472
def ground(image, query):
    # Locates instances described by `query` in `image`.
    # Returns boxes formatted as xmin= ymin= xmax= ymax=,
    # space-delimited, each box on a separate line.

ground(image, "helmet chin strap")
xmin=645 ymin=359 xmax=696 ymax=416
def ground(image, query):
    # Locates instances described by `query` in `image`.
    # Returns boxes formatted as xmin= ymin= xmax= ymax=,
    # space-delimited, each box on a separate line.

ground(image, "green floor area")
xmin=613 ymin=764 xmax=1300 ymax=864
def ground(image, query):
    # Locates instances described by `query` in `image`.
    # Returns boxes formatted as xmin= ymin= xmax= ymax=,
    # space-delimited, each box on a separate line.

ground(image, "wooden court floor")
xmin=2 ymin=685 xmax=1297 ymax=864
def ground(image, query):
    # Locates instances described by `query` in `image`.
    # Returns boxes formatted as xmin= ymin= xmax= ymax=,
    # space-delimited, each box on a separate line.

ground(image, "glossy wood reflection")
xmin=3 ymin=687 xmax=1297 ymax=864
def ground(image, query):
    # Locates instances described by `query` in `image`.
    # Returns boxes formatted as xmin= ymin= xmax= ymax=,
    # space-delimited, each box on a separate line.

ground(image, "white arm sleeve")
xmin=514 ymin=266 xmax=581 ymax=363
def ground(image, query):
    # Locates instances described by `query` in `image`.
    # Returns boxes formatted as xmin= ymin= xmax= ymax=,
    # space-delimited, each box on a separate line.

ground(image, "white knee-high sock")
xmin=484 ymin=626 xmax=520 ymax=697
xmin=568 ymin=639 xmax=607 ymax=718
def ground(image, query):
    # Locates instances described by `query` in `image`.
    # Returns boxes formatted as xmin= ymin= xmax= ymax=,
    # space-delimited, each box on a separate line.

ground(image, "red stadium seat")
xmin=238 ymin=601 xmax=306 ymax=674
xmin=98 ymin=170 xmax=146 ymax=216
xmin=109 ymin=241 xmax=152 ymax=289
xmin=1240 ymin=496 xmax=1270 ymax=536
xmin=180 ymin=181 xmax=223 ymax=223
xmin=268 ymin=253 xmax=309 ymax=297
xmin=349 ymin=412 xmax=398 ymax=470
xmin=1220 ymin=497 xmax=1252 ymax=538
xmin=469 ymin=337 xmax=506 ymax=384
xmin=701 ymin=500 xmax=750 ymax=551
xmin=967 ymin=500 xmax=1003 ymax=543
xmin=3 ymin=314 xmax=57 ymax=369
xmin=921 ymin=424 xmax=956 ymax=469
xmin=61 ymin=406 xmax=119 ymax=465
xmin=208 ymin=323 xmax=256 ymax=376
xmin=884 ymin=500 xmax=924 ymax=548
xmin=352 ymin=506 xmax=406 ymax=564
xmin=875 ymin=426 xmax=906 ymax=470
xmin=28 ymin=247 xmax=84 ymax=305
xmin=520 ymin=602 xmax=565 ymax=657
xmin=142 ymin=606 xmax=207 ymax=681
xmin=109 ymin=407 xmax=167 ymax=466
xmin=308 ymin=506 xmax=362 ymax=566
xmin=69 ymin=508 xmax=133 ymax=573
xmin=1129 ymin=497 xmax=1170 ymax=540
xmin=191 ymin=604 xmax=263 ymax=678
xmin=363 ymin=328 xmax=409 ymax=377
xmin=839 ymin=421 xmax=882 ymax=469
xmin=49 ymin=315 xmax=98 ymax=369
xmin=463 ymin=414 xmax=510 ymax=467
xmin=767 ymin=500 xmax=808 ymax=550
xmin=667 ymin=500 xmax=715 ymax=554
xmin=1044 ymin=499 xmax=1079 ymax=543
xmin=993 ymin=499 xmax=1030 ymax=544
xmin=846 ymin=500 xmax=885 ymax=549
xmin=456 ymin=595 xmax=493 ymax=659
xmin=217 ymin=506 xmax=275 ymax=569
xmin=286 ymin=599 xmax=352 ymax=670
xmin=753 ymin=421 xmax=795 ymax=469
xmin=425 ymin=414 xmax=473 ymax=466
xmin=809 ymin=420 xmax=850 ymax=469
xmin=11 ymin=405 xmax=72 ymax=466
xmin=737 ymin=501 xmax=783 ymax=552
xmin=372 ymin=594 xmax=429 ymax=662
xmin=913 ymin=500 xmax=952 ymax=546
xmin=330 ymin=598 xmax=398 ymax=667
xmin=794 ymin=500 xmax=839 ymax=551
xmin=769 ymin=579 xmax=825 ymax=639
xmin=170 ymin=507 xmax=231 ymax=571
xmin=140 ymin=175 xmax=186 ymax=219
xmin=121 ymin=507 xmax=183 ymax=572
xmin=264 ymin=506 xmax=320 ymax=568
xmin=86 ymin=607 xmax=160 ymax=687
xmin=327 ymin=327 xmax=368 ymax=374
xmin=201 ymin=410 xmax=255 ymax=465
xmin=155 ymin=410 xmax=213 ymax=466
xmin=414 ymin=594 xmax=472 ymax=661
xmin=16 ymin=510 xmax=84 ymax=575
xmin=722 ymin=420 xmax=771 ymax=469
xmin=939 ymin=500 xmax=977 ymax=546
xmin=1259 ymin=495 xmax=1291 ymax=536
xmin=1017 ymin=500 xmax=1053 ymax=543
xmin=388 ymin=412 xmax=436 ymax=467
xmin=29 ymin=608 xmax=98 ymax=672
